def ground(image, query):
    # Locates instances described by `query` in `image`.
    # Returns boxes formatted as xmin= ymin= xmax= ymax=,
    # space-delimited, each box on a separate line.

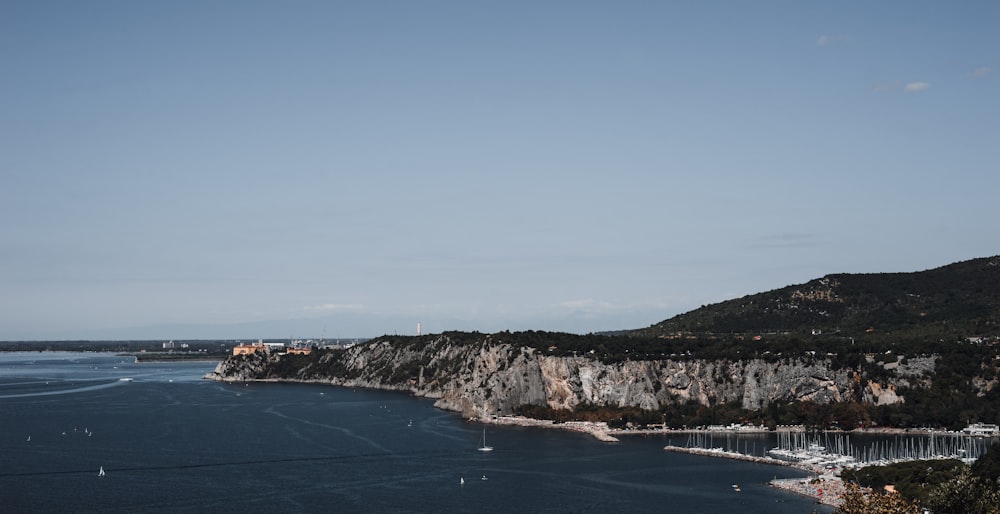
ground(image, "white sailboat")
xmin=477 ymin=426 xmax=493 ymax=452
xmin=98 ymin=466 xmax=106 ymax=477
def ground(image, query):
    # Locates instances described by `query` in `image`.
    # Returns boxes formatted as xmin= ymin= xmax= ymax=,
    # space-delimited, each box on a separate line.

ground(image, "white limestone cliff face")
xmin=206 ymin=335 xmax=924 ymax=418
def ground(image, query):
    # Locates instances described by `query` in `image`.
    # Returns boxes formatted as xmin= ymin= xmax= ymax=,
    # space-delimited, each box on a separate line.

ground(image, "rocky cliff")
xmin=206 ymin=333 xmax=931 ymax=419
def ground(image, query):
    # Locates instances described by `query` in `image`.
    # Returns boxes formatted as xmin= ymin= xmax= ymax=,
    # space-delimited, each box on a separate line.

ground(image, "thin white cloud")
xmin=746 ymin=232 xmax=822 ymax=250
xmin=557 ymin=298 xmax=616 ymax=310
xmin=969 ymin=66 xmax=992 ymax=78
xmin=903 ymin=82 xmax=931 ymax=93
xmin=816 ymin=34 xmax=850 ymax=46
xmin=303 ymin=303 xmax=363 ymax=312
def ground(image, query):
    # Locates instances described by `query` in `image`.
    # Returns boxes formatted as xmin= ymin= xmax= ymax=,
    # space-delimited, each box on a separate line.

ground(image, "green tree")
xmin=973 ymin=443 xmax=1000 ymax=482
xmin=926 ymin=467 xmax=1000 ymax=514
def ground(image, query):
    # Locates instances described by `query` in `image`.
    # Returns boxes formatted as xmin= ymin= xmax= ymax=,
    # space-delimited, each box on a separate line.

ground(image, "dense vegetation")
xmin=632 ymin=256 xmax=1000 ymax=341
xmin=515 ymin=395 xmax=1000 ymax=433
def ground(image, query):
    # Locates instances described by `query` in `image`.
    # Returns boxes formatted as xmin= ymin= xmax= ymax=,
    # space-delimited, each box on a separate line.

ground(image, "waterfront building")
xmin=962 ymin=422 xmax=1000 ymax=436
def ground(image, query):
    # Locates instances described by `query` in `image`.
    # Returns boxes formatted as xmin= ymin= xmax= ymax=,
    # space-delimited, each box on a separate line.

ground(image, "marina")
xmin=667 ymin=426 xmax=998 ymax=507
xmin=677 ymin=426 xmax=992 ymax=470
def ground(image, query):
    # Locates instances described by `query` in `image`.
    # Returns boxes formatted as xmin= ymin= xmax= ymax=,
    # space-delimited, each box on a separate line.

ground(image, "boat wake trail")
xmin=0 ymin=379 xmax=126 ymax=399
xmin=263 ymin=407 xmax=393 ymax=454
xmin=0 ymin=451 xmax=454 ymax=479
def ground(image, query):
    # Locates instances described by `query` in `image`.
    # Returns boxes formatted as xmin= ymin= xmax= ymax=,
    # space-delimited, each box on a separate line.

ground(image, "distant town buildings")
xmin=232 ymin=338 xmax=314 ymax=356
xmin=232 ymin=340 xmax=268 ymax=356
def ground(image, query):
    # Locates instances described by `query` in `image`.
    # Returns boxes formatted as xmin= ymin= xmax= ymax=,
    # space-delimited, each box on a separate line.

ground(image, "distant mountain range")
xmin=631 ymin=256 xmax=1000 ymax=340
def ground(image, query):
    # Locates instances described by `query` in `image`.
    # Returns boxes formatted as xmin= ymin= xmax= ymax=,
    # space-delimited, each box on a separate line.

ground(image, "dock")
xmin=663 ymin=445 xmax=797 ymax=468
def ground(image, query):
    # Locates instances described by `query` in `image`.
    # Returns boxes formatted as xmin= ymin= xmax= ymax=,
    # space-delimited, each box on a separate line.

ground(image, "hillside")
xmin=632 ymin=256 xmax=1000 ymax=340
xmin=207 ymin=256 xmax=1000 ymax=430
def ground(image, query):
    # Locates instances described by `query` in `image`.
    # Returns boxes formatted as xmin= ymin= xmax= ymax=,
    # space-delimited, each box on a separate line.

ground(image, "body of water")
xmin=0 ymin=352 xmax=828 ymax=513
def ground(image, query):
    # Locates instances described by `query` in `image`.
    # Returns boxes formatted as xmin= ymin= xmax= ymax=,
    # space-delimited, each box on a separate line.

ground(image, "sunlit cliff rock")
xmin=206 ymin=333 xmax=927 ymax=419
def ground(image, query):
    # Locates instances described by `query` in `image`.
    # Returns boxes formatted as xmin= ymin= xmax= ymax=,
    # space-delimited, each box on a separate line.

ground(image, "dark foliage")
xmin=842 ymin=459 xmax=966 ymax=506
xmin=632 ymin=256 xmax=1000 ymax=341
xmin=973 ymin=443 xmax=1000 ymax=483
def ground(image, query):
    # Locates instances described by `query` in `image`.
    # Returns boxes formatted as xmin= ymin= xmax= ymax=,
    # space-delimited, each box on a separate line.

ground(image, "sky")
xmin=1 ymin=1 xmax=997 ymax=340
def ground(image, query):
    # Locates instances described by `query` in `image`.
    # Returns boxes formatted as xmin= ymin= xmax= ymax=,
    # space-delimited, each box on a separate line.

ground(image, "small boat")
xmin=26 ymin=436 xmax=30 ymax=442
xmin=408 ymin=419 xmax=413 ymax=427
xmin=478 ymin=427 xmax=493 ymax=452
xmin=98 ymin=466 xmax=106 ymax=477
xmin=460 ymin=477 xmax=464 ymax=485
xmin=481 ymin=475 xmax=488 ymax=481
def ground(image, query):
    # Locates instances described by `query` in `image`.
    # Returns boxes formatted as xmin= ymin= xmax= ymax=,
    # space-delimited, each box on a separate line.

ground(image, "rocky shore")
xmin=769 ymin=475 xmax=846 ymax=507
xmin=483 ymin=415 xmax=620 ymax=442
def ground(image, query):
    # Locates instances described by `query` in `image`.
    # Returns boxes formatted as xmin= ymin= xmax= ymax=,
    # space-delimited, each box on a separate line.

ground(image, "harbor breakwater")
xmin=663 ymin=445 xmax=796 ymax=468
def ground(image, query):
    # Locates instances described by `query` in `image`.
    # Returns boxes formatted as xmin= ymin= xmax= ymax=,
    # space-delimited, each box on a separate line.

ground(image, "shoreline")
xmin=480 ymin=415 xmax=621 ymax=442
xmin=208 ymin=375 xmax=996 ymax=442
xmin=663 ymin=446 xmax=845 ymax=507
xmin=206 ymin=374 xmax=981 ymax=508
xmin=130 ymin=355 xmax=226 ymax=363
xmin=769 ymin=476 xmax=846 ymax=507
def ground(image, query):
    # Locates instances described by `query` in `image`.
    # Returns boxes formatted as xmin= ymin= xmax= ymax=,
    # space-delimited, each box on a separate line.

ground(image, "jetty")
xmin=663 ymin=445 xmax=796 ymax=468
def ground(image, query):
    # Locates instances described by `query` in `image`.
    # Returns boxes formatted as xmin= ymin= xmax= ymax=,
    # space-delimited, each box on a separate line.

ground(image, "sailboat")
xmin=98 ymin=466 xmax=106 ymax=477
xmin=478 ymin=426 xmax=493 ymax=452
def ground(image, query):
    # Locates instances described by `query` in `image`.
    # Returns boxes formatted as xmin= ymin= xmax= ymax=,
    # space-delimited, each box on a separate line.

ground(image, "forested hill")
xmin=632 ymin=256 xmax=1000 ymax=340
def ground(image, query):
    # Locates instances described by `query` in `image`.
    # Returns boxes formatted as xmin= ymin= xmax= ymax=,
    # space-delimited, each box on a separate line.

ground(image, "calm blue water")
xmin=0 ymin=353 xmax=828 ymax=513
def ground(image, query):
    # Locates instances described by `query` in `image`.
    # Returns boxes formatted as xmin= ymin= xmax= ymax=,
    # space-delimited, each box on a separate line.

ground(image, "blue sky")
xmin=2 ymin=1 xmax=997 ymax=340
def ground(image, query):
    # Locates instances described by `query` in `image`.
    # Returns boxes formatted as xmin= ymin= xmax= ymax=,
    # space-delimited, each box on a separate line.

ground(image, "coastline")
xmin=769 ymin=476 xmax=846 ymax=508
xmin=131 ymin=355 xmax=226 ymax=363
xmin=206 ymin=374 xmax=922 ymax=507
xmin=480 ymin=415 xmax=621 ymax=442
xmin=663 ymin=445 xmax=846 ymax=507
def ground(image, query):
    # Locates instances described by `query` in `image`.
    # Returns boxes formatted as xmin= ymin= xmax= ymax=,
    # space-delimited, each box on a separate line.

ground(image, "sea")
xmin=0 ymin=352 xmax=831 ymax=513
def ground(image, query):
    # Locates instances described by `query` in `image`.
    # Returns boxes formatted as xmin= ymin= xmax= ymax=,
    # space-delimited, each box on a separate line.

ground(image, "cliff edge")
xmin=205 ymin=332 xmax=923 ymax=419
